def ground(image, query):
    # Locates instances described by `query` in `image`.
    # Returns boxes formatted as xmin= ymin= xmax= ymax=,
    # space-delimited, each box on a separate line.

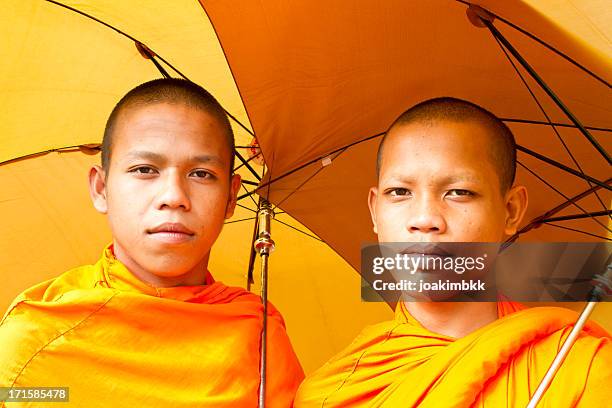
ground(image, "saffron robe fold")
xmin=0 ymin=246 xmax=304 ymax=407
xmin=294 ymin=300 xmax=610 ymax=407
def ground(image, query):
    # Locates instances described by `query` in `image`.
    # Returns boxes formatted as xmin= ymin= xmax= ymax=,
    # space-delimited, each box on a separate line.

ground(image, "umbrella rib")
xmin=516 ymin=145 xmax=611 ymax=192
xmin=539 ymin=179 xmax=611 ymax=220
xmin=0 ymin=145 xmax=97 ymax=166
xmin=0 ymin=144 xmax=260 ymax=183
xmin=236 ymin=124 xmax=606 ymax=203
xmin=237 ymin=132 xmax=385 ymax=201
xmin=482 ymin=19 xmax=611 ymax=165
xmin=542 ymin=223 xmax=612 ymax=242
xmin=44 ymin=0 xmax=258 ymax=164
xmin=506 ymin=178 xmax=611 ymax=244
xmin=135 ymin=43 xmax=173 ymax=79
xmin=234 ymin=152 xmax=262 ymax=172
xmin=235 ymin=149 xmax=262 ymax=181
xmin=271 ymin=167 xmax=324 ymax=212
xmin=492 ymin=34 xmax=611 ymax=216
xmin=45 ymin=1 xmax=139 ymax=47
xmin=540 ymin=210 xmax=612 ymax=223
xmin=273 ymin=218 xmax=323 ymax=242
xmin=500 ymin=118 xmax=612 ymax=133
xmin=241 ymin=182 xmax=259 ymax=208
xmin=455 ymin=1 xmax=611 ymax=88
xmin=45 ymin=1 xmax=186 ymax=78
xmin=516 ymin=161 xmax=611 ymax=234
xmin=149 ymin=56 xmax=171 ymax=78
xmin=236 ymin=203 xmax=257 ymax=213
xmin=271 ymin=148 xmax=347 ymax=211
xmin=224 ymin=216 xmax=256 ymax=225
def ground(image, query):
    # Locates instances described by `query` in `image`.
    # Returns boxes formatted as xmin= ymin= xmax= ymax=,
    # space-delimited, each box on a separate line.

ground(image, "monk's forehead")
xmin=384 ymin=119 xmax=501 ymax=163
xmin=387 ymin=118 xmax=495 ymax=145
xmin=112 ymin=102 xmax=229 ymax=148
xmin=381 ymin=120 xmax=503 ymax=185
xmin=113 ymin=101 xmax=196 ymax=129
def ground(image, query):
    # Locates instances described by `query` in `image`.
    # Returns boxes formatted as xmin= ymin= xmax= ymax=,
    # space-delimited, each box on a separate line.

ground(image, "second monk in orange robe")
xmin=295 ymin=97 xmax=610 ymax=407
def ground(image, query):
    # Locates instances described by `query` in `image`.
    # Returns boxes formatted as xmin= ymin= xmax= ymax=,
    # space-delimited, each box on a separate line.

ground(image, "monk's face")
xmin=90 ymin=102 xmax=240 ymax=282
xmin=369 ymin=120 xmax=527 ymax=244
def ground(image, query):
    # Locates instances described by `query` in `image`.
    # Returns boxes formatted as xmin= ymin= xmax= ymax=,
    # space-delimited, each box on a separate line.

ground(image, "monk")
xmin=0 ymin=78 xmax=304 ymax=407
xmin=294 ymin=97 xmax=610 ymax=407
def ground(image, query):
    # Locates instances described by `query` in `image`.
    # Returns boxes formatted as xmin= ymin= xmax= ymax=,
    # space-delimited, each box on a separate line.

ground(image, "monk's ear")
xmin=225 ymin=173 xmax=242 ymax=219
xmin=89 ymin=165 xmax=108 ymax=214
xmin=503 ymin=184 xmax=528 ymax=236
xmin=368 ymin=186 xmax=379 ymax=235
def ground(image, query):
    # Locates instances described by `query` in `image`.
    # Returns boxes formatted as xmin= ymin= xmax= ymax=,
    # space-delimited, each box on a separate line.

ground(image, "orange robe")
xmin=0 ymin=246 xmax=304 ymax=407
xmin=295 ymin=300 xmax=610 ymax=407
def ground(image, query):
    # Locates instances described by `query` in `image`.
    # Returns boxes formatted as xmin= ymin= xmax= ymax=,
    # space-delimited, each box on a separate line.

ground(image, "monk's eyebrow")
xmin=438 ymin=174 xmax=481 ymax=184
xmin=386 ymin=174 xmax=416 ymax=184
xmin=386 ymin=174 xmax=481 ymax=184
xmin=125 ymin=151 xmax=165 ymax=162
xmin=190 ymin=154 xmax=225 ymax=166
xmin=124 ymin=151 xmax=225 ymax=166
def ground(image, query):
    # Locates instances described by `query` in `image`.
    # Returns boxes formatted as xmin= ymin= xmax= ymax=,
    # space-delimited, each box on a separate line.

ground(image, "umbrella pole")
xmin=254 ymin=200 xmax=275 ymax=408
xmin=526 ymin=260 xmax=610 ymax=408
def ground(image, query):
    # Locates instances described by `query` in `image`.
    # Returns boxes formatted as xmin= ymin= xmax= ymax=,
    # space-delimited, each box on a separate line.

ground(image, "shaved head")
xmin=377 ymin=97 xmax=516 ymax=192
xmin=102 ymin=78 xmax=234 ymax=174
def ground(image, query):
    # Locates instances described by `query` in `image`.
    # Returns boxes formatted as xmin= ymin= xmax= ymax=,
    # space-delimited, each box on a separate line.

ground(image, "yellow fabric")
xmin=294 ymin=300 xmax=611 ymax=407
xmin=0 ymin=246 xmax=304 ymax=407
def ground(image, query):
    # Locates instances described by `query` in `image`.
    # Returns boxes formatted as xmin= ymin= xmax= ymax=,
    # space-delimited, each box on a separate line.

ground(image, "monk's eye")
xmin=129 ymin=166 xmax=157 ymax=175
xmin=190 ymin=169 xmax=214 ymax=179
xmin=446 ymin=189 xmax=474 ymax=197
xmin=387 ymin=188 xmax=411 ymax=197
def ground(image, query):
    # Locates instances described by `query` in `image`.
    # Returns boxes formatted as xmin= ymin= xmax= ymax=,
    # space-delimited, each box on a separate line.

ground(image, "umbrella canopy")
xmin=200 ymin=0 xmax=611 ymax=246
xmin=201 ymin=0 xmax=611 ymax=313
xmin=1 ymin=0 xmax=610 ymax=373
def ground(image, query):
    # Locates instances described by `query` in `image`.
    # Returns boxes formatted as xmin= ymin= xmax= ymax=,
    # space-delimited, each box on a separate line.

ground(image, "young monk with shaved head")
xmin=0 ymin=78 xmax=303 ymax=407
xmin=295 ymin=97 xmax=610 ymax=407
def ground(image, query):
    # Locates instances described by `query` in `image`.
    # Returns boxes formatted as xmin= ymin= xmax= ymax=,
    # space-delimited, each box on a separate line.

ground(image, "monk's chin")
xmin=139 ymin=255 xmax=204 ymax=278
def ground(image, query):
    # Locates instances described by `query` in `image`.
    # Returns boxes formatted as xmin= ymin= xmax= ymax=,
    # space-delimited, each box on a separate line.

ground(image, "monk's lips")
xmin=147 ymin=230 xmax=195 ymax=244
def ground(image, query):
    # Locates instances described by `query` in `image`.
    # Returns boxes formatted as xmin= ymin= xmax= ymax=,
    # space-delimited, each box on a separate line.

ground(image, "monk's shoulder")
xmin=524 ymin=306 xmax=610 ymax=361
xmin=5 ymin=263 xmax=100 ymax=311
xmin=0 ymin=263 xmax=114 ymax=385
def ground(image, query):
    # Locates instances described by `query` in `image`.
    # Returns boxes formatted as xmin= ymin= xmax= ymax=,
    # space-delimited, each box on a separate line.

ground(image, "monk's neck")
xmin=403 ymin=301 xmax=497 ymax=338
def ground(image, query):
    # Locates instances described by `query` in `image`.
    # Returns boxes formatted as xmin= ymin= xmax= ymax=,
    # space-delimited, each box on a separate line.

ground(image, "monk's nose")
xmin=157 ymin=173 xmax=191 ymax=211
xmin=406 ymin=197 xmax=447 ymax=235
